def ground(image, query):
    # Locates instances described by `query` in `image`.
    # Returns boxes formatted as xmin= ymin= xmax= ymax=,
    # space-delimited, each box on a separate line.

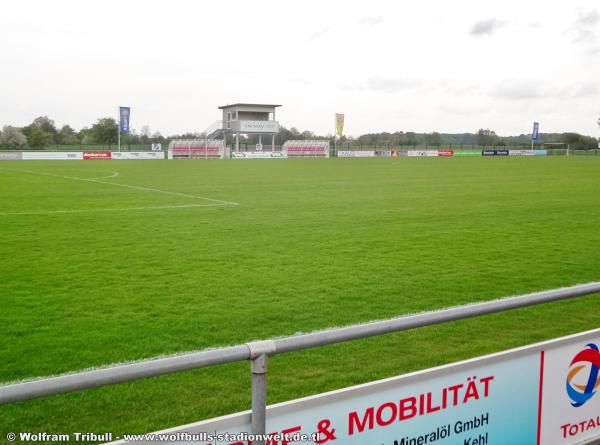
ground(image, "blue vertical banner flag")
xmin=119 ymin=107 xmax=131 ymax=134
xmin=532 ymin=122 xmax=539 ymax=140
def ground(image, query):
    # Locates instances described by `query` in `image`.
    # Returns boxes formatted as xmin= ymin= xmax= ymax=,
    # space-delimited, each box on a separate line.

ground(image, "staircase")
xmin=203 ymin=120 xmax=223 ymax=139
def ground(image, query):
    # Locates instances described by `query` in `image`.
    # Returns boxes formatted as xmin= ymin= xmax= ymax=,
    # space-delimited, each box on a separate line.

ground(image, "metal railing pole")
xmin=251 ymin=354 xmax=268 ymax=445
xmin=247 ymin=341 xmax=276 ymax=445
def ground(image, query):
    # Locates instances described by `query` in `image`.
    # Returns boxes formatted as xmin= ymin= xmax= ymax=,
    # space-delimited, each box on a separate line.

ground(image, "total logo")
xmin=566 ymin=343 xmax=600 ymax=407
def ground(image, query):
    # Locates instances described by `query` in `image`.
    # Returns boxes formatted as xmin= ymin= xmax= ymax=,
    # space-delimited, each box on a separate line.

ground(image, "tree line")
xmin=348 ymin=129 xmax=598 ymax=149
xmin=0 ymin=116 xmax=164 ymax=150
xmin=0 ymin=116 xmax=598 ymax=150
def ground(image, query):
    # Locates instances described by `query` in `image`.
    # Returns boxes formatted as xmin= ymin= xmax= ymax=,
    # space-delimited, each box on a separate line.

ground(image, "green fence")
xmin=0 ymin=144 xmax=154 ymax=152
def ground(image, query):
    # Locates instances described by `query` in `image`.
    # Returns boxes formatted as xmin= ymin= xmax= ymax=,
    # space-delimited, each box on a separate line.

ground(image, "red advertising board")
xmin=438 ymin=150 xmax=454 ymax=157
xmin=83 ymin=151 xmax=112 ymax=160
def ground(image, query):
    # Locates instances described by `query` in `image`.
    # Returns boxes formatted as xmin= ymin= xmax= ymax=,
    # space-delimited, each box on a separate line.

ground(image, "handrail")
xmin=1 ymin=282 xmax=599 ymax=405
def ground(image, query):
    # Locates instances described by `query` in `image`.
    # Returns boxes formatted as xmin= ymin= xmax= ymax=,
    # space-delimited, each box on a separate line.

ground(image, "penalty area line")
xmin=0 ymin=168 xmax=240 ymax=206
xmin=0 ymin=203 xmax=232 ymax=216
xmin=88 ymin=171 xmax=120 ymax=180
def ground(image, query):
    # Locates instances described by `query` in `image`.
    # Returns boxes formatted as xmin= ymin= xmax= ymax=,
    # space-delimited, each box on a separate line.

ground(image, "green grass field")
xmin=1 ymin=157 xmax=599 ymax=442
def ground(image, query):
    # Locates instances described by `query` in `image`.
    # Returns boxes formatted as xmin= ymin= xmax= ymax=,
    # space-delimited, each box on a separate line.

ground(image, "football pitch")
xmin=1 ymin=157 xmax=599 ymax=440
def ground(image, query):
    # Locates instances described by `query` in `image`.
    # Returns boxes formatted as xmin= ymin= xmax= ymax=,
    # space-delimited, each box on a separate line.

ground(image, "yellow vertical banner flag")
xmin=335 ymin=113 xmax=344 ymax=137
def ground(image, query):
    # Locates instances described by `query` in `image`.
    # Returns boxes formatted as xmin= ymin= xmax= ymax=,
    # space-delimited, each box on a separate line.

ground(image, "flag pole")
xmin=117 ymin=107 xmax=121 ymax=152
xmin=333 ymin=114 xmax=336 ymax=157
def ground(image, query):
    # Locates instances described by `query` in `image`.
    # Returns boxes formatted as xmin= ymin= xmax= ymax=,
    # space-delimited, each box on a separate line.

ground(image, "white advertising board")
xmin=111 ymin=329 xmax=600 ymax=445
xmin=21 ymin=152 xmax=83 ymax=160
xmin=539 ymin=336 xmax=600 ymax=443
xmin=232 ymin=121 xmax=280 ymax=133
xmin=0 ymin=151 xmax=23 ymax=160
xmin=509 ymin=150 xmax=535 ymax=156
xmin=231 ymin=152 xmax=286 ymax=159
xmin=407 ymin=150 xmax=439 ymax=157
xmin=111 ymin=152 xmax=165 ymax=160
xmin=337 ymin=151 xmax=375 ymax=158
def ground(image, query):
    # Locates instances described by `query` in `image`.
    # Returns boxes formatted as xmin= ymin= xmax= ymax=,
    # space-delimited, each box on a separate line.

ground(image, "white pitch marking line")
xmin=0 ymin=168 xmax=240 ymax=206
xmin=0 ymin=204 xmax=230 ymax=216
xmin=88 ymin=170 xmax=120 ymax=180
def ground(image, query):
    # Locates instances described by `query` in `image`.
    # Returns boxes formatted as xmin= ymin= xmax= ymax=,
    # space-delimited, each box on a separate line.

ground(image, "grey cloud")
xmin=437 ymin=78 xmax=483 ymax=96
xmin=572 ymin=10 xmax=599 ymax=43
xmin=577 ymin=10 xmax=600 ymax=26
xmin=470 ymin=18 xmax=505 ymax=36
xmin=358 ymin=16 xmax=383 ymax=26
xmin=439 ymin=103 xmax=490 ymax=116
xmin=309 ymin=27 xmax=330 ymax=41
xmin=490 ymin=80 xmax=598 ymax=101
xmin=526 ymin=22 xmax=542 ymax=29
xmin=344 ymin=76 xmax=424 ymax=93
xmin=554 ymin=83 xmax=599 ymax=99
xmin=490 ymin=81 xmax=543 ymax=100
xmin=572 ymin=28 xmax=594 ymax=44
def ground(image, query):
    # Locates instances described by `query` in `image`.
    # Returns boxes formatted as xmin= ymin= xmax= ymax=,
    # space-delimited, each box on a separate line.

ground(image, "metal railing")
xmin=1 ymin=282 xmax=600 ymax=444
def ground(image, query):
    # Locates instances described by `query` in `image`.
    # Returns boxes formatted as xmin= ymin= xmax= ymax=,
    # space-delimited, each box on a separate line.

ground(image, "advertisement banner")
xmin=113 ymin=329 xmax=600 ymax=445
xmin=337 ymin=151 xmax=375 ymax=158
xmin=233 ymin=121 xmax=280 ymax=133
xmin=335 ymin=114 xmax=344 ymax=136
xmin=111 ymin=152 xmax=164 ymax=160
xmin=532 ymin=122 xmax=540 ymax=141
xmin=21 ymin=152 xmax=83 ymax=160
xmin=454 ymin=150 xmax=481 ymax=157
xmin=407 ymin=150 xmax=438 ymax=157
xmin=231 ymin=151 xmax=286 ymax=159
xmin=539 ymin=336 xmax=600 ymax=444
xmin=83 ymin=151 xmax=112 ymax=160
xmin=438 ymin=150 xmax=454 ymax=157
xmin=119 ymin=107 xmax=130 ymax=134
xmin=509 ymin=150 xmax=535 ymax=156
xmin=374 ymin=150 xmax=392 ymax=157
xmin=482 ymin=150 xmax=509 ymax=156
xmin=0 ymin=151 xmax=23 ymax=160
xmin=534 ymin=150 xmax=548 ymax=156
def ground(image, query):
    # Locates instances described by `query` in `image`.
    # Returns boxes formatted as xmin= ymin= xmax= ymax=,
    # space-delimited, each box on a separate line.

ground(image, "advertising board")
xmin=232 ymin=121 xmax=280 ymax=133
xmin=438 ymin=150 xmax=454 ymax=157
xmin=83 ymin=151 xmax=112 ymax=160
xmin=337 ymin=151 xmax=375 ymax=158
xmin=454 ymin=150 xmax=481 ymax=157
xmin=113 ymin=329 xmax=600 ymax=445
xmin=407 ymin=151 xmax=438 ymax=157
xmin=111 ymin=152 xmax=164 ymax=160
xmin=0 ymin=151 xmax=22 ymax=160
xmin=374 ymin=150 xmax=392 ymax=157
xmin=509 ymin=150 xmax=535 ymax=156
xmin=21 ymin=152 xmax=83 ymax=160
xmin=231 ymin=152 xmax=286 ymax=159
xmin=482 ymin=150 xmax=509 ymax=157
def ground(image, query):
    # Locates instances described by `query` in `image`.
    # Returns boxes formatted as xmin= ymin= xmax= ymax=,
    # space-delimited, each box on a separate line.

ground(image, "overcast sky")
xmin=1 ymin=0 xmax=599 ymax=137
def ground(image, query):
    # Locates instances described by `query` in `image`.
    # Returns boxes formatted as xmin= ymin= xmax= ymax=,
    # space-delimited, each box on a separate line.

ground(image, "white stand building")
xmin=219 ymin=103 xmax=281 ymax=152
